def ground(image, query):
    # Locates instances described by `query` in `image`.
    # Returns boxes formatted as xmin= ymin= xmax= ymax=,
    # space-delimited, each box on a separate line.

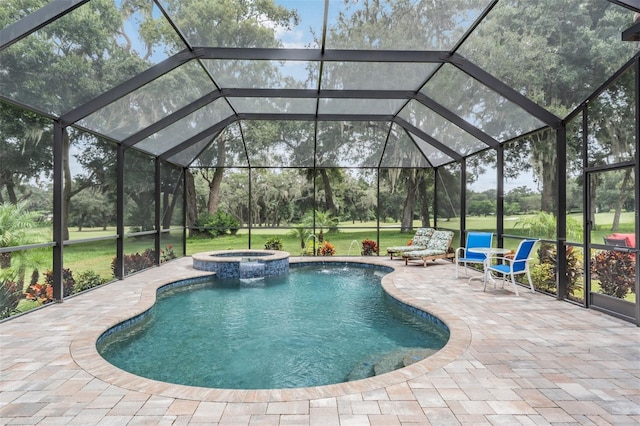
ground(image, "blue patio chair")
xmin=485 ymin=239 xmax=538 ymax=296
xmin=454 ymin=232 xmax=493 ymax=278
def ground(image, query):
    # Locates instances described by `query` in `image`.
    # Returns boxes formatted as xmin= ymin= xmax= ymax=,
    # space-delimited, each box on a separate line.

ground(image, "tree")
xmin=0 ymin=102 xmax=52 ymax=205
xmin=460 ymin=1 xmax=633 ymax=213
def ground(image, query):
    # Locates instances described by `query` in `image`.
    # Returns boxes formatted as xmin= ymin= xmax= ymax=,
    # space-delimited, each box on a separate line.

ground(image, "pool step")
xmin=347 ymin=348 xmax=438 ymax=382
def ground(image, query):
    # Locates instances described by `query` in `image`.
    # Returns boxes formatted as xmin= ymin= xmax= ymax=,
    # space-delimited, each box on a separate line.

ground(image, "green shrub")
xmin=192 ymin=211 xmax=240 ymax=238
xmin=264 ymin=237 xmax=283 ymax=250
xmin=74 ymin=270 xmax=108 ymax=293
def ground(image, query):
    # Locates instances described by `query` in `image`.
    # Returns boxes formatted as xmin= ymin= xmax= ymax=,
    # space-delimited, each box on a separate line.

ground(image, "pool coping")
xmin=69 ymin=256 xmax=471 ymax=403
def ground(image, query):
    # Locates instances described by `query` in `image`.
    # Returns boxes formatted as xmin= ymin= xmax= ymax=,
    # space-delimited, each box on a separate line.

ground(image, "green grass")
xmin=8 ymin=211 xmax=636 ymax=291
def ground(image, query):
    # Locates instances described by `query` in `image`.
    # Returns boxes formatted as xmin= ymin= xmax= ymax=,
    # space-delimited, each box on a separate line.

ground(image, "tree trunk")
xmin=185 ymin=170 xmax=197 ymax=227
xmin=319 ymin=169 xmax=337 ymax=215
xmin=206 ymin=140 xmax=227 ymax=214
xmin=401 ymin=176 xmax=417 ymax=232
xmin=4 ymin=177 xmax=17 ymax=204
xmin=611 ymin=168 xmax=632 ymax=231
xmin=417 ymin=175 xmax=431 ymax=228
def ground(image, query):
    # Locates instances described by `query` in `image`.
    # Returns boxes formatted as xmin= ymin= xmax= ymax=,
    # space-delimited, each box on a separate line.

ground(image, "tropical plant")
xmin=43 ymin=268 xmax=75 ymax=298
xmin=288 ymin=224 xmax=311 ymax=251
xmin=74 ymin=270 xmax=107 ymax=293
xmin=318 ymin=241 xmax=336 ymax=256
xmin=111 ymin=249 xmax=156 ymax=277
xmin=361 ymin=239 xmax=378 ymax=256
xmin=304 ymin=209 xmax=339 ymax=243
xmin=25 ymin=283 xmax=53 ymax=305
xmin=515 ymin=211 xmax=582 ymax=242
xmin=264 ymin=237 xmax=283 ymax=251
xmin=160 ymin=244 xmax=176 ymax=262
xmin=590 ymin=250 xmax=635 ymax=298
xmin=0 ymin=202 xmax=39 ymax=268
xmin=0 ymin=279 xmax=23 ymax=319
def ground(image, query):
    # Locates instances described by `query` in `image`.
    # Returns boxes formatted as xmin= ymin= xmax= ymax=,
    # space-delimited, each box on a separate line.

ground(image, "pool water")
xmin=98 ymin=264 xmax=449 ymax=389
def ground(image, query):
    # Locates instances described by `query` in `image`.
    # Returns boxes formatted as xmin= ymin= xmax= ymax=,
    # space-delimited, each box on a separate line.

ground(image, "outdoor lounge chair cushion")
xmin=386 ymin=227 xmax=435 ymax=258
xmin=610 ymin=233 xmax=636 ymax=248
xmin=402 ymin=230 xmax=455 ymax=266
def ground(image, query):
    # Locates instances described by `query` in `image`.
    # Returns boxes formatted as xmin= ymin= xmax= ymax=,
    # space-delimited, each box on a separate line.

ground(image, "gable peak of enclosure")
xmin=1 ymin=0 xmax=637 ymax=168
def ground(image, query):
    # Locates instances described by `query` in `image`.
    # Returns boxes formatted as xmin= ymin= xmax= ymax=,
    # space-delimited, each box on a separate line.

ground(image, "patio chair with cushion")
xmin=485 ymin=239 xmax=538 ymax=296
xmin=402 ymin=230 xmax=455 ymax=267
xmin=454 ymin=231 xmax=493 ymax=278
xmin=386 ymin=227 xmax=435 ymax=259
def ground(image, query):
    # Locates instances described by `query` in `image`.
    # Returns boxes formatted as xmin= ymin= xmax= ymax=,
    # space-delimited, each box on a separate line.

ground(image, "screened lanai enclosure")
xmin=0 ymin=0 xmax=639 ymax=324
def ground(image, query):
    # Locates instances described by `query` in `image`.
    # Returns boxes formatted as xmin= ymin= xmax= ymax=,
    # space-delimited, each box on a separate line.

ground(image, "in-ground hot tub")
xmin=192 ymin=249 xmax=290 ymax=279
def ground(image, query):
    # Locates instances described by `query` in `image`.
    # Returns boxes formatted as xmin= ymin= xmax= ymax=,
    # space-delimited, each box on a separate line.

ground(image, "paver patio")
xmin=1 ymin=256 xmax=639 ymax=425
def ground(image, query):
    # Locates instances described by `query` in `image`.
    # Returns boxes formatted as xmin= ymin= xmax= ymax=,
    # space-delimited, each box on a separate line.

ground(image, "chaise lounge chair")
xmin=386 ymin=227 xmax=435 ymax=260
xmin=402 ymin=230 xmax=455 ymax=267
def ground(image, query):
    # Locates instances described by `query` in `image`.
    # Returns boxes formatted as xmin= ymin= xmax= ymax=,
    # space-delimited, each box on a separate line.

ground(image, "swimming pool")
xmin=98 ymin=263 xmax=449 ymax=389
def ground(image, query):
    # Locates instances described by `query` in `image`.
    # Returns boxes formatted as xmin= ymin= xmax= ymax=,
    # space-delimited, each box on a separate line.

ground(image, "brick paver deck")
xmin=1 ymin=256 xmax=639 ymax=425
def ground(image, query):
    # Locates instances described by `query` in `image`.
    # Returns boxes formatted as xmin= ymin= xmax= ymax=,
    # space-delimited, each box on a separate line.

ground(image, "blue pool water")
xmin=98 ymin=264 xmax=449 ymax=389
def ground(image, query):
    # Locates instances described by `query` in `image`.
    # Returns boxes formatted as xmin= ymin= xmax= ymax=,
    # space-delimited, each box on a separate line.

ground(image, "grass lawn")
xmin=6 ymin=212 xmax=635 ymax=306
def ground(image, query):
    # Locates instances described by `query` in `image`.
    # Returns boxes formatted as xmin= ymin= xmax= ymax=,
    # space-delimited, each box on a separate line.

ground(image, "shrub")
xmin=74 ymin=270 xmax=107 ymax=293
xmin=318 ymin=241 xmax=336 ymax=256
xmin=43 ymin=268 xmax=75 ymax=298
xmin=591 ymin=250 xmax=635 ymax=298
xmin=111 ymin=249 xmax=156 ymax=277
xmin=361 ymin=239 xmax=378 ymax=256
xmin=25 ymin=283 xmax=53 ymax=305
xmin=264 ymin=237 xmax=283 ymax=250
xmin=161 ymin=244 xmax=176 ymax=262
xmin=192 ymin=211 xmax=240 ymax=237
xmin=0 ymin=279 xmax=23 ymax=319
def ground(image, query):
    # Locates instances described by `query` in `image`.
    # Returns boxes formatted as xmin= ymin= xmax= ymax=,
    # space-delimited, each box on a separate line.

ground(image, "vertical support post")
xmin=155 ymin=157 xmax=161 ymax=265
xmin=248 ymin=167 xmax=252 ymax=249
xmin=582 ymin=108 xmax=590 ymax=307
xmin=376 ymin=168 xmax=380 ymax=255
xmin=497 ymin=145 xmax=504 ymax=248
xmin=52 ymin=122 xmax=64 ymax=301
xmin=460 ymin=159 xmax=467 ymax=247
xmin=634 ymin=55 xmax=640 ymax=326
xmin=182 ymin=168 xmax=187 ymax=257
xmin=556 ymin=125 xmax=568 ymax=300
xmin=115 ymin=145 xmax=124 ymax=279
xmin=433 ymin=167 xmax=439 ymax=229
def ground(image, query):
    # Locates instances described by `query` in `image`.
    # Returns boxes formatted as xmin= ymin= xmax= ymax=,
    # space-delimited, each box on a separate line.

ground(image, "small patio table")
xmin=467 ymin=247 xmax=512 ymax=290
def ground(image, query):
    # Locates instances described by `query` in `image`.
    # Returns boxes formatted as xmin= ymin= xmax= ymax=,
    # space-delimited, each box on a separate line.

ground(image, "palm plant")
xmin=0 ymin=202 xmax=39 ymax=269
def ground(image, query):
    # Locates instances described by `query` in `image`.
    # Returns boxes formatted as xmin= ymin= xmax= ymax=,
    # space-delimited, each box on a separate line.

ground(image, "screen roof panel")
xmin=398 ymin=100 xmax=488 ymax=156
xmin=406 ymin=130 xmax=454 ymax=167
xmin=422 ymin=64 xmax=546 ymax=142
xmin=190 ymin=122 xmax=248 ymax=168
xmin=380 ymin=123 xmax=432 ymax=168
xmin=316 ymin=121 xmax=390 ymax=167
xmin=78 ymin=61 xmax=217 ymax=141
xmin=318 ymin=98 xmax=407 ymax=115
xmin=325 ymin=0 xmax=494 ymax=50
xmin=134 ymin=99 xmax=235 ymax=156
xmin=242 ymin=120 xmax=315 ymax=167
xmin=229 ymin=97 xmax=316 ymax=114
xmin=0 ymin=0 xmax=184 ymax=117
xmin=203 ymin=60 xmax=319 ymax=89
xmin=320 ymin=62 xmax=438 ymax=91
xmin=158 ymin=0 xmax=324 ymax=49
xmin=457 ymin=0 xmax=636 ymax=116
